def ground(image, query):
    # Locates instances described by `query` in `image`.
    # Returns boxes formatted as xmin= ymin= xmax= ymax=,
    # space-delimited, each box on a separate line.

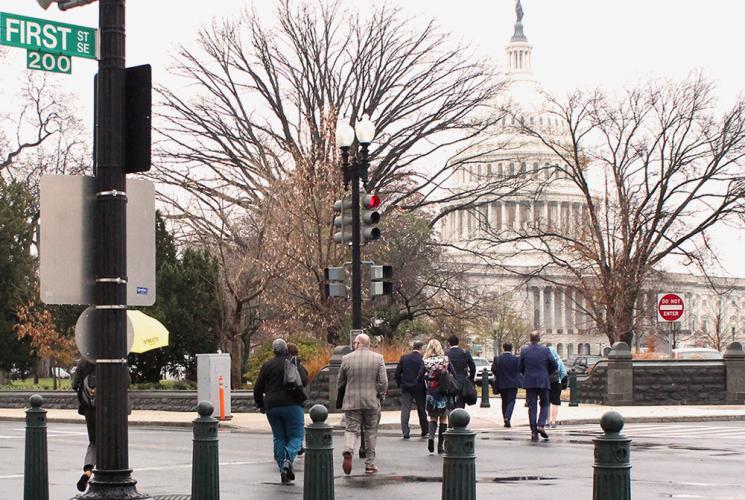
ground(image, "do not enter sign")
xmin=657 ymin=293 xmax=685 ymax=322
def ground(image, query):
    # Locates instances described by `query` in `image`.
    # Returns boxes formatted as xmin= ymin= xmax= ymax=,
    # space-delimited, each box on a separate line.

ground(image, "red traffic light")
xmin=362 ymin=194 xmax=381 ymax=209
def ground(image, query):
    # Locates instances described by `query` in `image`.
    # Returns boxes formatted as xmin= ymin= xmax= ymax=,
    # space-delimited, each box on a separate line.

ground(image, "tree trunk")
xmin=229 ymin=336 xmax=243 ymax=390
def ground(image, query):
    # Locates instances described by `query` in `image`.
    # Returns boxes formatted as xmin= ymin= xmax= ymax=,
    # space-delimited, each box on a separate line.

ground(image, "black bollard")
xmin=24 ymin=394 xmax=49 ymax=500
xmin=593 ymin=411 xmax=631 ymax=500
xmin=442 ymin=409 xmax=475 ymax=500
xmin=479 ymin=368 xmax=491 ymax=408
xmin=303 ymin=405 xmax=335 ymax=500
xmin=569 ymin=369 xmax=579 ymax=407
xmin=192 ymin=401 xmax=220 ymax=500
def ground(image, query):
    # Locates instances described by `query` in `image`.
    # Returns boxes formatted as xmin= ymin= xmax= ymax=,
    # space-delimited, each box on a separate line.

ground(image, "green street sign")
xmin=0 ymin=12 xmax=96 ymax=59
xmin=27 ymin=49 xmax=72 ymax=74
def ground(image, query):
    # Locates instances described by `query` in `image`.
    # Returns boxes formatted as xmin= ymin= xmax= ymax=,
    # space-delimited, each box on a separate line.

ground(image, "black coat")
xmin=395 ymin=351 xmax=425 ymax=390
xmin=254 ymin=354 xmax=309 ymax=411
xmin=446 ymin=347 xmax=476 ymax=382
xmin=492 ymin=352 xmax=521 ymax=390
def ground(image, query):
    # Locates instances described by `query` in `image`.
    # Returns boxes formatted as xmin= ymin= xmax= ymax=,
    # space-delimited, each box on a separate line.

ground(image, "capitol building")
xmin=438 ymin=2 xmax=745 ymax=359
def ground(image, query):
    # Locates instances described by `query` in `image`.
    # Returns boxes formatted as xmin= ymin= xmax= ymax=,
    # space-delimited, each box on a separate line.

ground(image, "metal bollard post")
xmin=593 ymin=411 xmax=631 ymax=500
xmin=24 ymin=394 xmax=49 ymax=500
xmin=192 ymin=401 xmax=220 ymax=500
xmin=442 ymin=409 xmax=475 ymax=500
xmin=304 ymin=405 xmax=335 ymax=500
xmin=479 ymin=368 xmax=491 ymax=408
xmin=569 ymin=369 xmax=580 ymax=407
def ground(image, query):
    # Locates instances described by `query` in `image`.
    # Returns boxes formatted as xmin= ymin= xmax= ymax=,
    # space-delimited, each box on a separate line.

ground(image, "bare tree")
xmin=150 ymin=0 xmax=514 ymax=373
xmin=469 ymin=74 xmax=745 ymax=346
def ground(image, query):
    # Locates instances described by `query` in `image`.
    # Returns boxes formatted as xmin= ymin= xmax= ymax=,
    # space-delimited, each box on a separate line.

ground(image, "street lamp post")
xmin=335 ymin=116 xmax=375 ymax=335
xmin=79 ymin=1 xmax=149 ymax=498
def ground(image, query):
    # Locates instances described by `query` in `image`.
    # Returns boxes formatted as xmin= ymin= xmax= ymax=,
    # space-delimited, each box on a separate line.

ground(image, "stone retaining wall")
xmin=576 ymin=341 xmax=745 ymax=405
xmin=0 ymin=390 xmax=257 ymax=413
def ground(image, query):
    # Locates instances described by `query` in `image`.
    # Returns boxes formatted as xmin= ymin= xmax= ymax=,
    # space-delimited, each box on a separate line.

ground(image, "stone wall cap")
xmin=608 ymin=342 xmax=632 ymax=359
xmin=724 ymin=342 xmax=745 ymax=359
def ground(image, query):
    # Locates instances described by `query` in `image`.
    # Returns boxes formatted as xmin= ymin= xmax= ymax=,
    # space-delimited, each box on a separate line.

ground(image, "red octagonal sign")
xmin=657 ymin=293 xmax=685 ymax=322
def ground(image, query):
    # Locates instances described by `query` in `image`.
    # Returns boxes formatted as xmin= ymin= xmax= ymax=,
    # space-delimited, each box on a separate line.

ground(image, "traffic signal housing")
xmin=333 ymin=197 xmax=353 ymax=244
xmin=361 ymin=193 xmax=381 ymax=243
xmin=369 ymin=264 xmax=394 ymax=297
xmin=324 ymin=266 xmax=347 ymax=298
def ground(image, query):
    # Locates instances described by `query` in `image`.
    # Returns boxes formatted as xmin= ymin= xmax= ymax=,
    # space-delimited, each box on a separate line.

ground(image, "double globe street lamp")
xmin=335 ymin=115 xmax=376 ymax=331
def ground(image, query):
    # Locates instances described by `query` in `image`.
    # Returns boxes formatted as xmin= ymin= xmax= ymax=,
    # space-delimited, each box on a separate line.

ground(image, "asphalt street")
xmin=0 ymin=421 xmax=743 ymax=499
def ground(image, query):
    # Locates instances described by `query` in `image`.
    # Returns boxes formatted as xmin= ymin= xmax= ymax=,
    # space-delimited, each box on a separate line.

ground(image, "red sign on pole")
xmin=657 ymin=293 xmax=685 ymax=322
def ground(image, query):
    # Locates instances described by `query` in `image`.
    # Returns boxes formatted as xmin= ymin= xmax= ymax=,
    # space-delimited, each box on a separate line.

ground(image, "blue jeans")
xmin=526 ymin=388 xmax=550 ymax=432
xmin=265 ymin=405 xmax=305 ymax=471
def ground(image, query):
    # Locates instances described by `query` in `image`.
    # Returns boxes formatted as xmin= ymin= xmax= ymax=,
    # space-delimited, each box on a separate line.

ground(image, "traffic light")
xmin=369 ymin=265 xmax=394 ymax=297
xmin=361 ymin=193 xmax=381 ymax=243
xmin=324 ymin=266 xmax=347 ymax=298
xmin=333 ymin=197 xmax=353 ymax=244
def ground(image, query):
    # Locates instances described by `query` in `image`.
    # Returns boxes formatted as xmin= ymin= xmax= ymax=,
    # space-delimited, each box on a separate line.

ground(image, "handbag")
xmin=549 ymin=371 xmax=560 ymax=384
xmin=439 ymin=367 xmax=462 ymax=397
xmin=462 ymin=378 xmax=478 ymax=405
xmin=561 ymin=375 xmax=569 ymax=390
xmin=283 ymin=356 xmax=304 ymax=389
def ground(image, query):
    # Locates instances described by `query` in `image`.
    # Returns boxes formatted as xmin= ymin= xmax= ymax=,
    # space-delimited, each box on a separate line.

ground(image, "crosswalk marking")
xmin=555 ymin=423 xmax=745 ymax=441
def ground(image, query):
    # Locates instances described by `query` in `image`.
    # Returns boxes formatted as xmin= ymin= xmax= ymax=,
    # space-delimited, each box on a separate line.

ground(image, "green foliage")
xmin=128 ymin=212 xmax=220 ymax=382
xmin=0 ymin=377 xmax=73 ymax=391
xmin=0 ymin=180 xmax=35 ymax=372
xmin=129 ymin=380 xmax=197 ymax=390
xmin=244 ymin=337 xmax=328 ymax=384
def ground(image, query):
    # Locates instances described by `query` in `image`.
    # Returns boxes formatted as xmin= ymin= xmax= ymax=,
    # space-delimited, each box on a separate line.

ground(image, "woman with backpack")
xmin=253 ymin=338 xmax=308 ymax=484
xmin=419 ymin=339 xmax=455 ymax=455
xmin=71 ymin=358 xmax=96 ymax=492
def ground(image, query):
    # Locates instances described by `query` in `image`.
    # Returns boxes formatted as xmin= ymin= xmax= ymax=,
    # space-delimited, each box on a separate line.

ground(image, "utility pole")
xmin=82 ymin=1 xmax=149 ymax=498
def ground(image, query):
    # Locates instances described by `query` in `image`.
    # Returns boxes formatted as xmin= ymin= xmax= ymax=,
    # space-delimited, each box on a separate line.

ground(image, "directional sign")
xmin=657 ymin=292 xmax=685 ymax=322
xmin=27 ymin=49 xmax=72 ymax=74
xmin=0 ymin=12 xmax=96 ymax=59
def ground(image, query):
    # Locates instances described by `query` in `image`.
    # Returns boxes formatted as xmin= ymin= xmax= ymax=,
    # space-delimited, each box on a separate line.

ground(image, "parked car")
xmin=472 ymin=357 xmax=495 ymax=384
xmin=52 ymin=367 xmax=71 ymax=379
xmin=568 ymin=355 xmax=605 ymax=375
xmin=672 ymin=347 xmax=723 ymax=360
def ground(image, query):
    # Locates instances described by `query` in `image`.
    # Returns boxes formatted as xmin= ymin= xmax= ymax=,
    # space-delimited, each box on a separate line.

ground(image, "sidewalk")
xmin=2 ymin=398 xmax=744 ymax=433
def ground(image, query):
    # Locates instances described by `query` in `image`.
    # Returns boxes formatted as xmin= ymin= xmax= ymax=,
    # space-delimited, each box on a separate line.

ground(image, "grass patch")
xmin=0 ymin=378 xmax=73 ymax=391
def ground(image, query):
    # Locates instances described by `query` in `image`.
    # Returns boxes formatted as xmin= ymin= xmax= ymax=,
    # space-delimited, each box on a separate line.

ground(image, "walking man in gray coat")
xmin=337 ymin=333 xmax=388 ymax=475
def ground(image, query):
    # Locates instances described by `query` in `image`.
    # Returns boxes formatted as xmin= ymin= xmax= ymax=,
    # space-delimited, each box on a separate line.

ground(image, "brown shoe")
xmin=342 ymin=451 xmax=352 ymax=475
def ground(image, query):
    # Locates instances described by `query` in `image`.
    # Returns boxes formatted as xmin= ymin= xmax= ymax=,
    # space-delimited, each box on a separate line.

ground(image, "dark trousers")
xmin=83 ymin=407 xmax=96 ymax=468
xmin=400 ymin=386 xmax=428 ymax=437
xmin=499 ymin=388 xmax=518 ymax=421
xmin=526 ymin=388 xmax=550 ymax=432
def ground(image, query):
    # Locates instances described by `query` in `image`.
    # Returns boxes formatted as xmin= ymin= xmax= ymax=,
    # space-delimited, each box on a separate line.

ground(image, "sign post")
xmin=657 ymin=293 xmax=686 ymax=350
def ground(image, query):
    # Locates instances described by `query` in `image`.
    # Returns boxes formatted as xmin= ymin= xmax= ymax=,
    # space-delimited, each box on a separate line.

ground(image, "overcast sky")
xmin=2 ymin=0 xmax=744 ymax=277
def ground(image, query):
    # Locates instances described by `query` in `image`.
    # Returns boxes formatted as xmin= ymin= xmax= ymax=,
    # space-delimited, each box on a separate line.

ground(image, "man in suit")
xmin=338 ymin=333 xmax=388 ymax=475
xmin=446 ymin=335 xmax=476 ymax=408
xmin=395 ymin=340 xmax=428 ymax=439
xmin=491 ymin=341 xmax=521 ymax=428
xmin=519 ymin=331 xmax=558 ymax=442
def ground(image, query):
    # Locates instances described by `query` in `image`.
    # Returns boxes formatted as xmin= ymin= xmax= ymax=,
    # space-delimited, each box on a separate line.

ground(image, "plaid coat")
xmin=337 ymin=348 xmax=388 ymax=411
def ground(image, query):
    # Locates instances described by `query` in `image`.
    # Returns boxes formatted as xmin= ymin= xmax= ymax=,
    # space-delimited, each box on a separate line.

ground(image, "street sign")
xmin=26 ymin=49 xmax=71 ymax=74
xmin=75 ymin=306 xmax=135 ymax=363
xmin=657 ymin=292 xmax=685 ymax=322
xmin=0 ymin=12 xmax=96 ymax=59
xmin=39 ymin=175 xmax=156 ymax=306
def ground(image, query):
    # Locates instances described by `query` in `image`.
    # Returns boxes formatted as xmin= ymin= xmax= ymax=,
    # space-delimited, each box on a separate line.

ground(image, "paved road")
xmin=1 ymin=421 xmax=743 ymax=499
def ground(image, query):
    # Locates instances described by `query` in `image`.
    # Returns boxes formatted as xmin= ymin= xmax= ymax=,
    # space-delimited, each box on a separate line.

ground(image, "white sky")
xmin=2 ymin=0 xmax=744 ymax=277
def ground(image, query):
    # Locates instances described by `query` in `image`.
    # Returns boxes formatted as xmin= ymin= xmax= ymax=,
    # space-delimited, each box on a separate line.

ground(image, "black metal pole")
xmin=79 ymin=1 xmax=149 ymax=498
xmin=350 ymin=148 xmax=364 ymax=331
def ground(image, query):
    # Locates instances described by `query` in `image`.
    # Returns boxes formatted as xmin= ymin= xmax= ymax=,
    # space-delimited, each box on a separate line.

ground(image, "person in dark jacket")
xmin=519 ymin=331 xmax=558 ymax=442
xmin=445 ymin=335 xmax=476 ymax=408
xmin=395 ymin=341 xmax=428 ymax=439
xmin=491 ymin=342 xmax=521 ymax=428
xmin=72 ymin=358 xmax=96 ymax=492
xmin=254 ymin=338 xmax=309 ymax=484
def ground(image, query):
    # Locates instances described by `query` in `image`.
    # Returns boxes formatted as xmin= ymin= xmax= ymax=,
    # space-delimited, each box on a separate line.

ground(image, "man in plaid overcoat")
xmin=337 ymin=333 xmax=388 ymax=474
